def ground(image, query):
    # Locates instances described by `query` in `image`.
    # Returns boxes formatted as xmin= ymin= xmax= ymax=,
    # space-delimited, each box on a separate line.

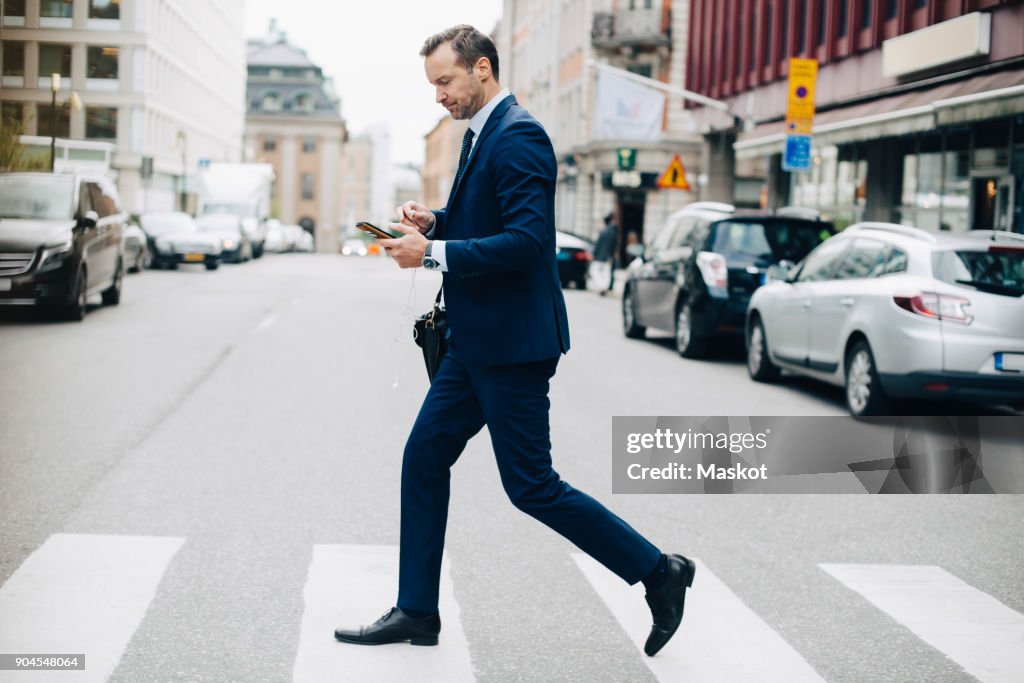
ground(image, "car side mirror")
xmin=766 ymin=260 xmax=795 ymax=284
xmin=77 ymin=210 xmax=99 ymax=229
xmin=626 ymin=243 xmax=645 ymax=260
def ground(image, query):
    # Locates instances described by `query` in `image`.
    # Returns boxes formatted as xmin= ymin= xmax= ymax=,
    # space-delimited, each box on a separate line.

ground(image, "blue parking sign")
xmin=782 ymin=134 xmax=812 ymax=172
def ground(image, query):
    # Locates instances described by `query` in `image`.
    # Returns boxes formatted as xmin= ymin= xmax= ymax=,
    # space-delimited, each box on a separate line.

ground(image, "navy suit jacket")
xmin=431 ymin=95 xmax=571 ymax=367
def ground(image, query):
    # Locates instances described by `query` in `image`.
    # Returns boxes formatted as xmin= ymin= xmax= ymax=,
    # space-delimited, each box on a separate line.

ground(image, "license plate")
xmin=995 ymin=352 xmax=1024 ymax=373
xmin=183 ymin=253 xmax=205 ymax=262
xmin=0 ymin=279 xmax=10 ymax=292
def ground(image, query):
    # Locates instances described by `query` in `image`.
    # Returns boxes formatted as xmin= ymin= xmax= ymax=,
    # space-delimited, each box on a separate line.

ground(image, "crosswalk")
xmin=0 ymin=534 xmax=1022 ymax=682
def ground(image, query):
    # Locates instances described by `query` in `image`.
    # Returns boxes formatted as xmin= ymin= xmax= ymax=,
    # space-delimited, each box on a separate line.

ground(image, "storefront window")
xmin=3 ymin=1 xmax=27 ymax=18
xmin=85 ymin=107 xmax=117 ymax=139
xmin=2 ymin=40 xmax=24 ymax=76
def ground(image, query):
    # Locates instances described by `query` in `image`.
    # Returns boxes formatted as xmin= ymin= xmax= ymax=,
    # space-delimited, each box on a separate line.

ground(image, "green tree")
xmin=0 ymin=115 xmax=48 ymax=172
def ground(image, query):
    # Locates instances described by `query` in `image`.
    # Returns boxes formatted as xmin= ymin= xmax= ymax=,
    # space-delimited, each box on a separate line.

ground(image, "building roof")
xmin=247 ymin=38 xmax=318 ymax=69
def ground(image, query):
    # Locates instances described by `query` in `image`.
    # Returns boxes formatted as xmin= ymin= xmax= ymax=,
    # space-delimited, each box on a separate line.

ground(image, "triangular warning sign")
xmin=657 ymin=154 xmax=691 ymax=190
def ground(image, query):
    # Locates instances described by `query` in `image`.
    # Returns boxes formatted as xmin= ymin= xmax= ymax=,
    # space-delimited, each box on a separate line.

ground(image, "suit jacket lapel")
xmin=446 ymin=94 xmax=517 ymax=211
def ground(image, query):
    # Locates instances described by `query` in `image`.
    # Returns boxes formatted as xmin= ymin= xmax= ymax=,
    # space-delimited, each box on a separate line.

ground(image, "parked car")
xmin=622 ymin=202 xmax=833 ymax=357
xmin=196 ymin=213 xmax=252 ymax=263
xmin=294 ymin=229 xmax=314 ymax=253
xmin=555 ymin=230 xmax=593 ymax=289
xmin=341 ymin=238 xmax=368 ymax=256
xmin=283 ymin=225 xmax=304 ymax=252
xmin=264 ymin=222 xmax=289 ymax=253
xmin=746 ymin=223 xmax=1024 ymax=416
xmin=0 ymin=171 xmax=126 ymax=321
xmin=122 ymin=220 xmax=150 ymax=273
xmin=140 ymin=212 xmax=222 ymax=270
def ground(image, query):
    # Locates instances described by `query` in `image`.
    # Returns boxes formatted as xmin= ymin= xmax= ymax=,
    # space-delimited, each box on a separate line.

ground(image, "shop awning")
xmin=734 ymin=66 xmax=1024 ymax=159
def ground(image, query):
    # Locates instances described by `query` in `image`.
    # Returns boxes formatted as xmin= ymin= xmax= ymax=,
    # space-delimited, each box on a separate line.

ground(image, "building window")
xmin=85 ymin=107 xmax=117 ymax=139
xmin=2 ymin=40 xmax=24 ymax=76
xmin=861 ymin=0 xmax=872 ymax=28
xmin=626 ymin=64 xmax=652 ymax=78
xmin=40 ymin=0 xmax=72 ymax=17
xmin=301 ymin=173 xmax=315 ymax=200
xmin=2 ymin=102 xmax=22 ymax=124
xmin=838 ymin=0 xmax=848 ymax=38
xmin=263 ymin=137 xmax=277 ymax=152
xmin=779 ymin=0 xmax=790 ymax=62
xmin=87 ymin=47 xmax=119 ymax=79
xmin=36 ymin=103 xmax=70 ymax=138
xmin=886 ymin=0 xmax=897 ymax=18
xmin=261 ymin=93 xmax=281 ymax=111
xmin=293 ymin=93 xmax=314 ymax=113
xmin=88 ymin=0 xmax=120 ymax=19
xmin=914 ymin=0 xmax=926 ymax=8
xmin=3 ymin=0 xmax=26 ymax=18
xmin=763 ymin=2 xmax=773 ymax=65
xmin=39 ymin=44 xmax=72 ymax=78
xmin=302 ymin=136 xmax=316 ymax=153
xmin=797 ymin=0 xmax=807 ymax=53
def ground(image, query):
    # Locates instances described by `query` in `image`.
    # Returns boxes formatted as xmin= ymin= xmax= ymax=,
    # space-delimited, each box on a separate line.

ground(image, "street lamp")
xmin=49 ymin=73 xmax=82 ymax=172
xmin=174 ymin=129 xmax=187 ymax=211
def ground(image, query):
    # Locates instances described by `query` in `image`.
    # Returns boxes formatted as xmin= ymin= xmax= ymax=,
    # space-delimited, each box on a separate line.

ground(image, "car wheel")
xmin=845 ymin=340 xmax=890 ymax=417
xmin=747 ymin=317 xmax=781 ymax=382
xmin=102 ymin=259 xmax=123 ymax=306
xmin=576 ymin=277 xmax=587 ymax=290
xmin=622 ymin=286 xmax=646 ymax=339
xmin=63 ymin=268 xmax=87 ymax=321
xmin=205 ymin=261 xmax=219 ymax=271
xmin=675 ymin=301 xmax=708 ymax=359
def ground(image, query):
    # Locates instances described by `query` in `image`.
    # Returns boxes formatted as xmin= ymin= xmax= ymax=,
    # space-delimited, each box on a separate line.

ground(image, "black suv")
xmin=0 ymin=172 xmax=126 ymax=320
xmin=622 ymin=202 xmax=833 ymax=357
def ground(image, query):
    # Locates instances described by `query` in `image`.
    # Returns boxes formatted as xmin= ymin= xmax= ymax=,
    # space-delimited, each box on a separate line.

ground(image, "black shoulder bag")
xmin=413 ymin=288 xmax=448 ymax=382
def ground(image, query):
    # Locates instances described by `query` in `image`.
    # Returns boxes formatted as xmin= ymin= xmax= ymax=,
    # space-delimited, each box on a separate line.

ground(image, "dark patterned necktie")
xmin=453 ymin=128 xmax=475 ymax=190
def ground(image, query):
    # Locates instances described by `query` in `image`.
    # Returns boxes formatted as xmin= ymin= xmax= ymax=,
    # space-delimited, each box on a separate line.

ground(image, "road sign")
xmin=785 ymin=58 xmax=818 ymax=135
xmin=782 ymin=135 xmax=813 ymax=172
xmin=617 ymin=148 xmax=637 ymax=170
xmin=656 ymin=153 xmax=691 ymax=190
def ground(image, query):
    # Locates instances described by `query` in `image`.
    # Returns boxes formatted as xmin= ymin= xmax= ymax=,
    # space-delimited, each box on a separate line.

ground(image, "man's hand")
xmin=380 ymin=223 xmax=429 ymax=269
xmin=396 ymin=201 xmax=435 ymax=235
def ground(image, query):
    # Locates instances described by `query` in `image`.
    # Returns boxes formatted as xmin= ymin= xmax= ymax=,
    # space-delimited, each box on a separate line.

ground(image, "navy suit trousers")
xmin=397 ymin=346 xmax=661 ymax=613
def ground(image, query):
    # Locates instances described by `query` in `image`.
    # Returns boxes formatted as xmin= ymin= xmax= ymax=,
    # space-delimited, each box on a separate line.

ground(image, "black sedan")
xmin=555 ymin=230 xmax=593 ymax=289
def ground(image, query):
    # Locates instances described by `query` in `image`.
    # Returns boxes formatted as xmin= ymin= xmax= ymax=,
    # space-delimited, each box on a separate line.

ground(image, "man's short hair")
xmin=420 ymin=25 xmax=500 ymax=81
xmin=605 ymin=213 xmax=615 ymax=223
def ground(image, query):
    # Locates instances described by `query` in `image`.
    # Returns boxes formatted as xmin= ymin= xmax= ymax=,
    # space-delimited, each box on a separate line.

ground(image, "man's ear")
xmin=474 ymin=57 xmax=492 ymax=81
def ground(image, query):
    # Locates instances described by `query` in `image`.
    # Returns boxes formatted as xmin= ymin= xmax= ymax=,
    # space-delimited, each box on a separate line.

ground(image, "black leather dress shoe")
xmin=643 ymin=554 xmax=696 ymax=656
xmin=334 ymin=607 xmax=441 ymax=646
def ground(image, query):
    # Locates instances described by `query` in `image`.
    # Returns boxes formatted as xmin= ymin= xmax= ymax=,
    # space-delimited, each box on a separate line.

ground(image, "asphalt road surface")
xmin=1 ymin=254 xmax=1021 ymax=682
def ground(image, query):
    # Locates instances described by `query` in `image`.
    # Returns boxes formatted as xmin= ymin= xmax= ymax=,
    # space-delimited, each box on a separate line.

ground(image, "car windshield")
xmin=711 ymin=220 xmax=832 ymax=266
xmin=0 ymin=176 xmax=75 ymax=221
xmin=934 ymin=248 xmax=1024 ymax=297
xmin=196 ymin=215 xmax=239 ymax=231
xmin=142 ymin=213 xmax=197 ymax=235
xmin=202 ymin=203 xmax=255 ymax=218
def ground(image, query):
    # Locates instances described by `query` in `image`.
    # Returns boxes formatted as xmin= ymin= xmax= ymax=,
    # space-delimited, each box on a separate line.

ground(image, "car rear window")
xmin=934 ymin=248 xmax=1024 ymax=297
xmin=710 ymin=220 xmax=833 ymax=266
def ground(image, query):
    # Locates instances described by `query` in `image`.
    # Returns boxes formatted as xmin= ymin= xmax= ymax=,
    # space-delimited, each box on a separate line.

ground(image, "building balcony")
xmin=591 ymin=8 xmax=671 ymax=51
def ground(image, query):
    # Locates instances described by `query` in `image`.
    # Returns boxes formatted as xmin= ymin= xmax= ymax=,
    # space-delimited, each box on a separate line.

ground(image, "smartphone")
xmin=355 ymin=221 xmax=402 ymax=239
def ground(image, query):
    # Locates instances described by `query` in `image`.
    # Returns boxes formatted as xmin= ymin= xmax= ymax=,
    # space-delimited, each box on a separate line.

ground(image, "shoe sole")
xmin=645 ymin=556 xmax=696 ymax=657
xmin=334 ymin=634 xmax=439 ymax=646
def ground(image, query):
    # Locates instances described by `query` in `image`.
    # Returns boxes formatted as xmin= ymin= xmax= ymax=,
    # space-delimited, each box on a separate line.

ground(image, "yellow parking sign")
xmin=785 ymin=58 xmax=818 ymax=135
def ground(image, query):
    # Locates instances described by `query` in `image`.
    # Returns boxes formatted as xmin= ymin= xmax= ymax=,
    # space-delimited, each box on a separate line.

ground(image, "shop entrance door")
xmin=616 ymin=191 xmax=646 ymax=265
xmin=971 ymin=175 xmax=1015 ymax=231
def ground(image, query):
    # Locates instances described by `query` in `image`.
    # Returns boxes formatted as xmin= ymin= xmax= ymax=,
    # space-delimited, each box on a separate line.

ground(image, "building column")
xmin=318 ymin=136 xmax=341 ymax=253
xmin=702 ymin=129 xmax=736 ymax=203
xmin=279 ymin=135 xmax=298 ymax=224
xmin=766 ymin=154 xmax=791 ymax=209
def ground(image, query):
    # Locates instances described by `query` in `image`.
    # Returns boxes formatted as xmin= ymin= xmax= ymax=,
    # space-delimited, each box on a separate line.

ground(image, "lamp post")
xmin=49 ymin=73 xmax=59 ymax=171
xmin=175 ymin=130 xmax=187 ymax=211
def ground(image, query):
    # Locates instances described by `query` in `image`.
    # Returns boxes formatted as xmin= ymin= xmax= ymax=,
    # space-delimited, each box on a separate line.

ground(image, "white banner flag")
xmin=594 ymin=68 xmax=666 ymax=141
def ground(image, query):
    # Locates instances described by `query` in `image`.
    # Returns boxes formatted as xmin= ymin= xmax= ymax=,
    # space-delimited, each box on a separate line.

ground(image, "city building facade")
xmin=1 ymin=0 xmax=247 ymax=213
xmin=687 ymin=0 xmax=1024 ymax=232
xmin=244 ymin=23 xmax=347 ymax=252
xmin=422 ymin=114 xmax=468 ymax=210
xmin=498 ymin=0 xmax=703 ymax=256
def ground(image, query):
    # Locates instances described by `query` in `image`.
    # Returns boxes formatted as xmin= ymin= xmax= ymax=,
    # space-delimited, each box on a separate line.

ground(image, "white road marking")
xmin=820 ymin=564 xmax=1024 ymax=683
xmin=572 ymin=554 xmax=825 ymax=682
xmin=0 ymin=533 xmax=185 ymax=682
xmin=292 ymin=545 xmax=474 ymax=683
xmin=252 ymin=313 xmax=279 ymax=334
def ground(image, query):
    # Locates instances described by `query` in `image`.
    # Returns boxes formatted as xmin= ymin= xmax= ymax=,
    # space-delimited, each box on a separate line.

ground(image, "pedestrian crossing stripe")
xmin=572 ymin=554 xmax=826 ymax=682
xmin=0 ymin=533 xmax=184 ymax=683
xmin=820 ymin=564 xmax=1024 ymax=683
xmin=656 ymin=154 xmax=691 ymax=191
xmin=293 ymin=545 xmax=473 ymax=683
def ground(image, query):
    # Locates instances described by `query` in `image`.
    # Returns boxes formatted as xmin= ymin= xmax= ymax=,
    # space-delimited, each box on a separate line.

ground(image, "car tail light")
xmin=574 ymin=251 xmax=592 ymax=262
xmin=697 ymin=251 xmax=729 ymax=292
xmin=989 ymin=245 xmax=1024 ymax=254
xmin=893 ymin=292 xmax=972 ymax=324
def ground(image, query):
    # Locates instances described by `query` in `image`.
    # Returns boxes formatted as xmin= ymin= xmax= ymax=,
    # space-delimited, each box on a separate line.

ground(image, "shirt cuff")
xmin=432 ymin=240 xmax=448 ymax=272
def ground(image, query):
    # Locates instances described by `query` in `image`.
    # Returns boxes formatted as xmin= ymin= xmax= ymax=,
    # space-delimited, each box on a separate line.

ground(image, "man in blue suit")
xmin=334 ymin=25 xmax=694 ymax=657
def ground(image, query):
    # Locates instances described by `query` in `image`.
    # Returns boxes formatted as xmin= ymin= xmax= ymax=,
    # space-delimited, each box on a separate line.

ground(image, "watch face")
xmin=422 ymin=257 xmax=439 ymax=270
